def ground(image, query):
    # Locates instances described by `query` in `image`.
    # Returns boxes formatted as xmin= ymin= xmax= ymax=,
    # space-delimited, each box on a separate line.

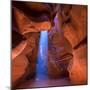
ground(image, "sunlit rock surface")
xmin=12 ymin=2 xmax=87 ymax=88
xmin=68 ymin=44 xmax=87 ymax=84
xmin=12 ymin=2 xmax=55 ymax=87
xmin=12 ymin=54 xmax=29 ymax=87
xmin=12 ymin=1 xmax=52 ymax=34
xmin=58 ymin=5 xmax=87 ymax=48
xmin=12 ymin=31 xmax=40 ymax=87
xmin=58 ymin=4 xmax=87 ymax=84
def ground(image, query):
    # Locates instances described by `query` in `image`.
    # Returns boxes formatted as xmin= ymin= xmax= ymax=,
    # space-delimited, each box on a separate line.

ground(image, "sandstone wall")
xmin=58 ymin=4 xmax=87 ymax=84
xmin=12 ymin=2 xmax=87 ymax=87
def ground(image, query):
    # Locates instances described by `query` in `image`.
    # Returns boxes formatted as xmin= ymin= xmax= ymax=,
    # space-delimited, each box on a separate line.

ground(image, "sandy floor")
xmin=16 ymin=77 xmax=72 ymax=89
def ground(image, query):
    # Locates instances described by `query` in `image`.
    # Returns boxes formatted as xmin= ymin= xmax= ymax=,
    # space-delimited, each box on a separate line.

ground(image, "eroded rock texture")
xmin=12 ymin=1 xmax=55 ymax=87
xmin=68 ymin=43 xmax=87 ymax=84
xmin=12 ymin=31 xmax=40 ymax=87
xmin=58 ymin=4 xmax=87 ymax=84
xmin=48 ymin=16 xmax=73 ymax=78
xmin=12 ymin=1 xmax=87 ymax=88
xmin=61 ymin=5 xmax=87 ymax=48
xmin=12 ymin=1 xmax=56 ymax=34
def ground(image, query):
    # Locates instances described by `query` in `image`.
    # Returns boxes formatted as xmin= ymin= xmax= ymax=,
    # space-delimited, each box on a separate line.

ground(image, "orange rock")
xmin=68 ymin=44 xmax=87 ymax=84
xmin=13 ymin=4 xmax=51 ymax=35
xmin=60 ymin=5 xmax=87 ymax=48
xmin=12 ymin=54 xmax=29 ymax=86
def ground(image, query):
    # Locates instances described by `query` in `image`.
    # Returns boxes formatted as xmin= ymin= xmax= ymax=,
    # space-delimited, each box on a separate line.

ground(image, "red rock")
xmin=68 ymin=44 xmax=87 ymax=84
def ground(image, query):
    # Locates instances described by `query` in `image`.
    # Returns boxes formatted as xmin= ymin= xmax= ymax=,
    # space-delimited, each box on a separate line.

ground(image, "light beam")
xmin=36 ymin=31 xmax=48 ymax=80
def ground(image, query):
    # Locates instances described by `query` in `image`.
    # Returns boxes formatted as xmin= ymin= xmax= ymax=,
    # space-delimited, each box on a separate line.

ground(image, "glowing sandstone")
xmin=12 ymin=2 xmax=87 ymax=87
xmin=58 ymin=5 xmax=87 ymax=84
xmin=13 ymin=5 xmax=51 ymax=35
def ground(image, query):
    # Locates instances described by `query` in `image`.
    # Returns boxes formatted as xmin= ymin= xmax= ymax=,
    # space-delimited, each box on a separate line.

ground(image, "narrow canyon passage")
xmin=17 ymin=31 xmax=71 ymax=88
xmin=36 ymin=31 xmax=48 ymax=80
xmin=12 ymin=2 xmax=87 ymax=89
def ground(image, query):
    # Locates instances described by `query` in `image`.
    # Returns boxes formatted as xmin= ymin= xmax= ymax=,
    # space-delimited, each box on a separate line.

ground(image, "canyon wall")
xmin=12 ymin=2 xmax=87 ymax=87
xmin=58 ymin=4 xmax=87 ymax=84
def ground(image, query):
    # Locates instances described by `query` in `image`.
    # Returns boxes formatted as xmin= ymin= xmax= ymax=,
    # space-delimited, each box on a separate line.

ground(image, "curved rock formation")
xmin=12 ymin=1 xmax=55 ymax=87
xmin=12 ymin=1 xmax=87 ymax=88
xmin=58 ymin=4 xmax=87 ymax=84
xmin=12 ymin=31 xmax=40 ymax=88
xmin=48 ymin=15 xmax=73 ymax=78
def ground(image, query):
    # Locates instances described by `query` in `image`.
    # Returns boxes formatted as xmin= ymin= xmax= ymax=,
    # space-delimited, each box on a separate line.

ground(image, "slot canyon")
xmin=12 ymin=1 xmax=87 ymax=89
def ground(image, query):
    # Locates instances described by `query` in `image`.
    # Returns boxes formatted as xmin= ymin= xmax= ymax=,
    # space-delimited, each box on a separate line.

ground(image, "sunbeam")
xmin=36 ymin=31 xmax=48 ymax=80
